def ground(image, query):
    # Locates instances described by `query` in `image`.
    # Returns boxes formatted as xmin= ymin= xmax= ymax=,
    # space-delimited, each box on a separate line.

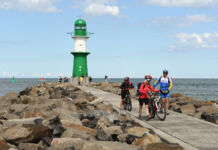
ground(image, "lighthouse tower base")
xmin=71 ymin=77 xmax=90 ymax=86
xmin=70 ymin=51 xmax=90 ymax=86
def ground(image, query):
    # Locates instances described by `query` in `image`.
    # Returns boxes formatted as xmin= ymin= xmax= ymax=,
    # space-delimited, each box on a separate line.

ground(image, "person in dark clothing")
xmin=64 ymin=77 xmax=68 ymax=83
xmin=120 ymin=77 xmax=134 ymax=109
xmin=58 ymin=76 xmax=62 ymax=83
xmin=89 ymin=77 xmax=92 ymax=83
xmin=105 ymin=75 xmax=108 ymax=82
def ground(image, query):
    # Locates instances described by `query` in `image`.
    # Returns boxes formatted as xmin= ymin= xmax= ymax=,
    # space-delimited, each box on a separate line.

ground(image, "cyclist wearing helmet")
xmin=153 ymin=70 xmax=173 ymax=115
xmin=120 ymin=77 xmax=134 ymax=109
xmin=139 ymin=75 xmax=159 ymax=120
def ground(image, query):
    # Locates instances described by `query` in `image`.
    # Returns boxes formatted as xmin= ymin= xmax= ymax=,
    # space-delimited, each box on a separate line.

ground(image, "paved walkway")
xmin=80 ymin=86 xmax=218 ymax=150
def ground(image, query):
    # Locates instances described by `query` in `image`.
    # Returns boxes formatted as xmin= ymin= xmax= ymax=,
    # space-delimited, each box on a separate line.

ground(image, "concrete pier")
xmin=79 ymin=86 xmax=218 ymax=150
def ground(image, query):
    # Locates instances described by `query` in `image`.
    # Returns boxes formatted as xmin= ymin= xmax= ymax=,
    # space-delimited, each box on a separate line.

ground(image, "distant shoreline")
xmin=0 ymin=77 xmax=218 ymax=79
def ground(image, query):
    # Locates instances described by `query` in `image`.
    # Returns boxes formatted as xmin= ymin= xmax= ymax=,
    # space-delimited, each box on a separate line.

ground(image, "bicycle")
xmin=123 ymin=90 xmax=132 ymax=112
xmin=148 ymin=92 xmax=166 ymax=121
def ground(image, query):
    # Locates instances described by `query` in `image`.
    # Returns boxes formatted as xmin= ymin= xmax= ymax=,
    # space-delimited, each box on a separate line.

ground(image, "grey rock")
xmin=3 ymin=117 xmax=43 ymax=126
xmin=95 ymin=128 xmax=112 ymax=141
xmin=2 ymin=124 xmax=52 ymax=144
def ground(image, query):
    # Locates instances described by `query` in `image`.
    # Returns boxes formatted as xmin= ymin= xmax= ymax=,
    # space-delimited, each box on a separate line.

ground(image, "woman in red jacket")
xmin=139 ymin=76 xmax=159 ymax=120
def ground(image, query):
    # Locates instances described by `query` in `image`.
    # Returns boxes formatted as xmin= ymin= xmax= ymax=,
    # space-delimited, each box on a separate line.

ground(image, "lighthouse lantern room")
xmin=70 ymin=18 xmax=91 ymax=85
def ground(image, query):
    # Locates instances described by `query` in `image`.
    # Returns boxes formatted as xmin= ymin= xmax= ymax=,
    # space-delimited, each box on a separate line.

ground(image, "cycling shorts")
xmin=139 ymin=98 xmax=149 ymax=106
xmin=161 ymin=93 xmax=170 ymax=99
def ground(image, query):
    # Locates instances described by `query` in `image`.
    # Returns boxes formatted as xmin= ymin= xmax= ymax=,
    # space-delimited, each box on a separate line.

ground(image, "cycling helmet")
xmin=163 ymin=70 xmax=168 ymax=74
xmin=145 ymin=75 xmax=152 ymax=80
xmin=124 ymin=77 xmax=129 ymax=81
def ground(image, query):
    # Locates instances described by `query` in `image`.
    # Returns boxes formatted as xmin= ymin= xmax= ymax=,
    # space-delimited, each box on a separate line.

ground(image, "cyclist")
xmin=153 ymin=70 xmax=172 ymax=115
xmin=120 ymin=77 xmax=134 ymax=109
xmin=139 ymin=75 xmax=159 ymax=120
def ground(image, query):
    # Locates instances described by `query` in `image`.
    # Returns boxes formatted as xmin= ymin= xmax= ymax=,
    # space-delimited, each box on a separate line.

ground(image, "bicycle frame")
xmin=149 ymin=93 xmax=161 ymax=116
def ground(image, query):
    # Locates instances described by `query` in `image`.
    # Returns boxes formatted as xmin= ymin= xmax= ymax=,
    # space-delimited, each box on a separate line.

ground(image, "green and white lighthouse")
xmin=70 ymin=18 xmax=91 ymax=85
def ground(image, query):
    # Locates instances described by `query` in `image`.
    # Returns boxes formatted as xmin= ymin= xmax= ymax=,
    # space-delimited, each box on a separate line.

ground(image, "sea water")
xmin=0 ymin=78 xmax=218 ymax=101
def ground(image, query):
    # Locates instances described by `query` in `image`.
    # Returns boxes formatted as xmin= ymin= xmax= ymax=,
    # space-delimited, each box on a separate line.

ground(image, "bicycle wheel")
xmin=149 ymin=104 xmax=155 ymax=119
xmin=123 ymin=99 xmax=127 ymax=110
xmin=127 ymin=97 xmax=132 ymax=112
xmin=156 ymin=101 xmax=166 ymax=121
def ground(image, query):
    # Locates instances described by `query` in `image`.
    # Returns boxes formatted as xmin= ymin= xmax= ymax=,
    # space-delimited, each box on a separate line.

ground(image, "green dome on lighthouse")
xmin=75 ymin=19 xmax=86 ymax=27
xmin=74 ymin=19 xmax=87 ymax=36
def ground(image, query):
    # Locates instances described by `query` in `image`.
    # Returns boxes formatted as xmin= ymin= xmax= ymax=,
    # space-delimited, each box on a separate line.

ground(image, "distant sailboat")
xmin=11 ymin=76 xmax=16 ymax=83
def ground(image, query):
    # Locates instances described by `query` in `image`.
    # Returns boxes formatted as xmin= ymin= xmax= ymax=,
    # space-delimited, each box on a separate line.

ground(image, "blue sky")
xmin=0 ymin=0 xmax=218 ymax=78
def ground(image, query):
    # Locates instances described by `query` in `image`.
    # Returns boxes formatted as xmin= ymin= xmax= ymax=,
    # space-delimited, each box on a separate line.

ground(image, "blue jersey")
xmin=153 ymin=77 xmax=172 ymax=92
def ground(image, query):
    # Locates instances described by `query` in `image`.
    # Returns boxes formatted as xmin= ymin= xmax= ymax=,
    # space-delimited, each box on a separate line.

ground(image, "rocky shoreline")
xmin=90 ymin=82 xmax=218 ymax=124
xmin=0 ymin=82 xmax=183 ymax=150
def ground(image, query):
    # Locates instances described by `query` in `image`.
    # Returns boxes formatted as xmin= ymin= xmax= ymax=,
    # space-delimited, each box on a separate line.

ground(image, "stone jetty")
xmin=0 ymin=82 xmax=183 ymax=150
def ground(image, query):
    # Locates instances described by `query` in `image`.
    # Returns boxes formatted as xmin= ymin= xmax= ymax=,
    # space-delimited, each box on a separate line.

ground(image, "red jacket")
xmin=139 ymin=83 xmax=159 ymax=99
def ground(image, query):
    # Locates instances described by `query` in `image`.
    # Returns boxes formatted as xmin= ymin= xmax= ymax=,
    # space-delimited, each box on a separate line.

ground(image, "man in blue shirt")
xmin=153 ymin=70 xmax=173 ymax=115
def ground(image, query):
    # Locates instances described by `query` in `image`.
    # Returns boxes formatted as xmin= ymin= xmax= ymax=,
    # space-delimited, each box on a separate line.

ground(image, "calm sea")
xmin=0 ymin=78 xmax=218 ymax=101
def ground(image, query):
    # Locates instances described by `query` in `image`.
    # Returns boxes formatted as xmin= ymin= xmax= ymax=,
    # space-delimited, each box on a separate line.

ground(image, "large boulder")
xmin=3 ymin=117 xmax=43 ymax=126
xmin=96 ymin=103 xmax=113 ymax=114
xmin=134 ymin=134 xmax=161 ymax=149
xmin=59 ymin=113 xmax=82 ymax=126
xmin=86 ymin=110 xmax=108 ymax=120
xmin=61 ymin=127 xmax=94 ymax=141
xmin=104 ymin=126 xmax=123 ymax=135
xmin=201 ymin=112 xmax=218 ymax=124
xmin=90 ymin=99 xmax=104 ymax=106
xmin=118 ymin=114 xmax=132 ymax=123
xmin=96 ymin=116 xmax=110 ymax=129
xmin=2 ymin=124 xmax=52 ymax=144
xmin=197 ymin=106 xmax=218 ymax=114
xmin=96 ymin=128 xmax=112 ymax=141
xmin=63 ymin=124 xmax=97 ymax=136
xmin=126 ymin=126 xmax=149 ymax=137
xmin=179 ymin=104 xmax=196 ymax=115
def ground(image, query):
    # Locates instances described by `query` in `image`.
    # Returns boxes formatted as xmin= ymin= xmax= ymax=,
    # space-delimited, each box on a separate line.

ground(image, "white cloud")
xmin=145 ymin=0 xmax=218 ymax=8
xmin=151 ymin=15 xmax=215 ymax=28
xmin=84 ymin=3 xmax=119 ymax=16
xmin=0 ymin=0 xmax=62 ymax=13
xmin=73 ymin=0 xmax=120 ymax=17
xmin=169 ymin=32 xmax=218 ymax=51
